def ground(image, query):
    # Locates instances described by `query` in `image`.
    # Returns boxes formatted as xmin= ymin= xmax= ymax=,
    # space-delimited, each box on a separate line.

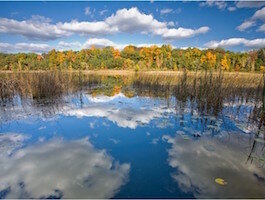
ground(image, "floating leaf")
xmin=215 ymin=178 xmax=227 ymax=185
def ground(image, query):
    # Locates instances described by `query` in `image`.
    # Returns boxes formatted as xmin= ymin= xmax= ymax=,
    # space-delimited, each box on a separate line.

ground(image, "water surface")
xmin=0 ymin=72 xmax=264 ymax=198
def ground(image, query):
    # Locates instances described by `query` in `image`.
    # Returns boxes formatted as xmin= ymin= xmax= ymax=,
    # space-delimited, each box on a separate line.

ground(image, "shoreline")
xmin=0 ymin=69 xmax=263 ymax=77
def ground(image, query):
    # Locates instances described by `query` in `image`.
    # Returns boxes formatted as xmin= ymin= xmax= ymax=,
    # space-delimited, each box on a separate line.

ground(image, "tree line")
xmin=0 ymin=45 xmax=264 ymax=72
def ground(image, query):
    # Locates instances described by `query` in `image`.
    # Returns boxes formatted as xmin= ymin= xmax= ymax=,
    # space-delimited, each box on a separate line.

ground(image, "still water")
xmin=0 ymin=72 xmax=264 ymax=198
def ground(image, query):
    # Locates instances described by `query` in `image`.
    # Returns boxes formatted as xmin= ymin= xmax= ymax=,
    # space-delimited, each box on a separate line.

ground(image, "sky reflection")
xmin=163 ymin=132 xmax=265 ymax=198
xmin=0 ymin=135 xmax=130 ymax=199
xmin=0 ymin=73 xmax=264 ymax=198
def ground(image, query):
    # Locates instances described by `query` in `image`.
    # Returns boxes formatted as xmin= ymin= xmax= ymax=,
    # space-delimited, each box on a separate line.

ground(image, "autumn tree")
xmin=221 ymin=55 xmax=229 ymax=71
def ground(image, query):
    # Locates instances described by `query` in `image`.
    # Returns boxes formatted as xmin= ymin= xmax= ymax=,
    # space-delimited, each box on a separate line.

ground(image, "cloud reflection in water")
xmin=0 ymin=135 xmax=130 ymax=198
xmin=163 ymin=133 xmax=265 ymax=198
xmin=61 ymin=94 xmax=175 ymax=129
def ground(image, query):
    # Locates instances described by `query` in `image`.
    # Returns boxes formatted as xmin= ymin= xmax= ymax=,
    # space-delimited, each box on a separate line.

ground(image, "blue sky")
xmin=0 ymin=1 xmax=265 ymax=53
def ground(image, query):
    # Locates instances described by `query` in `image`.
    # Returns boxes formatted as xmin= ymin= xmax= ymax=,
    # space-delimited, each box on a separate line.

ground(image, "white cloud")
xmin=180 ymin=46 xmax=206 ymax=50
xmin=236 ymin=1 xmax=265 ymax=8
xmin=160 ymin=8 xmax=173 ymax=15
xmin=0 ymin=42 xmax=52 ymax=53
xmin=200 ymin=1 xmax=227 ymax=10
xmin=204 ymin=38 xmax=265 ymax=49
xmin=0 ymin=17 xmax=69 ymax=40
xmin=105 ymin=7 xmax=166 ymax=33
xmin=0 ymin=137 xmax=130 ymax=198
xmin=201 ymin=1 xmax=265 ymax=12
xmin=237 ymin=7 xmax=265 ymax=32
xmin=85 ymin=6 xmax=91 ymax=15
xmin=105 ymin=7 xmax=209 ymax=40
xmin=58 ymin=20 xmax=117 ymax=36
xmin=83 ymin=38 xmax=121 ymax=49
xmin=0 ymin=38 xmax=178 ymax=53
xmin=258 ymin=23 xmax=265 ymax=32
xmin=158 ymin=26 xmax=210 ymax=40
xmin=228 ymin=6 xmax=236 ymax=12
xmin=99 ymin=9 xmax=108 ymax=16
xmin=252 ymin=7 xmax=265 ymax=21
xmin=57 ymin=41 xmax=82 ymax=51
xmin=167 ymin=21 xmax=175 ymax=27
xmin=0 ymin=8 xmax=209 ymax=41
xmin=237 ymin=20 xmax=256 ymax=31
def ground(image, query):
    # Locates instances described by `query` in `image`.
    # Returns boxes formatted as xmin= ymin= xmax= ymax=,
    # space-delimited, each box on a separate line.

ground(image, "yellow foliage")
xmin=135 ymin=64 xmax=140 ymax=72
xmin=113 ymin=49 xmax=120 ymax=58
xmin=173 ymin=63 xmax=178 ymax=71
xmin=260 ymin=66 xmax=265 ymax=72
xmin=123 ymin=45 xmax=136 ymax=54
xmin=90 ymin=45 xmax=96 ymax=51
xmin=206 ymin=52 xmax=216 ymax=68
xmin=200 ymin=55 xmax=206 ymax=64
xmin=221 ymin=55 xmax=229 ymax=71
xmin=123 ymin=59 xmax=134 ymax=69
xmin=215 ymin=178 xmax=227 ymax=185
xmin=112 ymin=85 xmax=121 ymax=95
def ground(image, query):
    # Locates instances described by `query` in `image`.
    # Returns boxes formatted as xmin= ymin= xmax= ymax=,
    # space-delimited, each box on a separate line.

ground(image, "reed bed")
xmin=0 ymin=70 xmax=264 ymax=119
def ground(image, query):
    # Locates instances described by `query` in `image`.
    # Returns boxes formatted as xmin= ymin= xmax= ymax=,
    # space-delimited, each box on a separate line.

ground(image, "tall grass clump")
xmin=31 ymin=72 xmax=67 ymax=100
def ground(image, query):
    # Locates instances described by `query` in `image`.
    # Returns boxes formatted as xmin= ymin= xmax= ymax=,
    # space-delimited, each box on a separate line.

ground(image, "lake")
xmin=0 ymin=71 xmax=265 ymax=198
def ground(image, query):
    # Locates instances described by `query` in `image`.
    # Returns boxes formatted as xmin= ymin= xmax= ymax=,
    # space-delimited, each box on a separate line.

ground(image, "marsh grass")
xmin=31 ymin=72 xmax=68 ymax=100
xmin=0 ymin=70 xmax=264 ymax=122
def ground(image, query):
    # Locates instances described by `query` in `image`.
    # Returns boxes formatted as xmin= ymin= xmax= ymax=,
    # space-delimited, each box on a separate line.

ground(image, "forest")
xmin=0 ymin=45 xmax=265 ymax=72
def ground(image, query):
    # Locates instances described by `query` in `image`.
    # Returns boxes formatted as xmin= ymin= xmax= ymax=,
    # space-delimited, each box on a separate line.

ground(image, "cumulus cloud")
xmin=0 ymin=137 xmax=130 ymax=198
xmin=252 ymin=7 xmax=265 ymax=21
xmin=258 ymin=23 xmax=265 ymax=32
xmin=162 ymin=133 xmax=265 ymax=198
xmin=83 ymin=38 xmax=119 ymax=49
xmin=167 ymin=21 xmax=175 ymax=27
xmin=58 ymin=20 xmax=117 ymax=36
xmin=237 ymin=20 xmax=256 ymax=31
xmin=0 ymin=37 xmax=178 ymax=53
xmin=0 ymin=42 xmax=52 ymax=53
xmin=0 ymin=17 xmax=69 ymax=40
xmin=57 ymin=41 xmax=82 ymax=51
xmin=236 ymin=1 xmax=265 ymax=8
xmin=204 ymin=38 xmax=265 ymax=49
xmin=227 ymin=6 xmax=236 ymax=12
xmin=158 ymin=26 xmax=209 ymax=40
xmin=237 ymin=7 xmax=265 ymax=32
xmin=105 ymin=7 xmax=209 ymax=40
xmin=85 ymin=6 xmax=91 ymax=15
xmin=200 ymin=1 xmax=227 ymax=10
xmin=0 ymin=7 xmax=209 ymax=41
xmin=201 ymin=1 xmax=265 ymax=12
xmin=160 ymin=8 xmax=173 ymax=15
xmin=99 ymin=9 xmax=108 ymax=16
xmin=105 ymin=7 xmax=166 ymax=34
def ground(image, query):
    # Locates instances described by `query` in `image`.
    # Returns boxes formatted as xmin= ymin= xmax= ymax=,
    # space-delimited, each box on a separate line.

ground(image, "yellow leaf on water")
xmin=215 ymin=178 xmax=227 ymax=185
